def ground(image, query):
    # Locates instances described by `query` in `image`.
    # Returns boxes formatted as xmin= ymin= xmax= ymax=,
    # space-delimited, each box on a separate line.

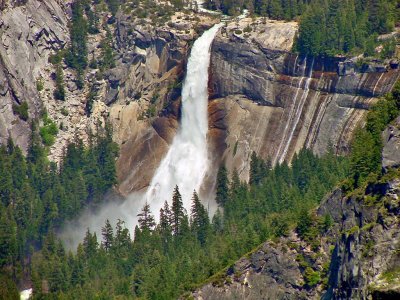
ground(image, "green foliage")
xmin=348 ymin=82 xmax=400 ymax=189
xmin=12 ymin=101 xmax=29 ymax=121
xmin=85 ymin=85 xmax=97 ymax=116
xmin=99 ymin=27 xmax=115 ymax=71
xmin=36 ymin=77 xmax=44 ymax=91
xmin=297 ymin=0 xmax=397 ymax=56
xmin=65 ymin=0 xmax=89 ymax=88
xmin=39 ymin=114 xmax=58 ymax=146
xmin=215 ymin=165 xmax=229 ymax=206
xmin=0 ymin=274 xmax=19 ymax=299
xmin=206 ymin=0 xmax=398 ymax=57
xmin=25 ymin=146 xmax=348 ymax=298
xmin=48 ymin=50 xmax=64 ymax=65
xmin=0 ymin=122 xmax=119 ymax=286
xmin=54 ymin=64 xmax=65 ymax=101
xmin=304 ymin=267 xmax=321 ymax=287
xmin=105 ymin=0 xmax=120 ymax=17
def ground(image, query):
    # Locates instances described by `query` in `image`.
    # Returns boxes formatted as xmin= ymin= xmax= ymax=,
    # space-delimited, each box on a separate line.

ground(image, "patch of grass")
xmin=381 ymin=267 xmax=400 ymax=284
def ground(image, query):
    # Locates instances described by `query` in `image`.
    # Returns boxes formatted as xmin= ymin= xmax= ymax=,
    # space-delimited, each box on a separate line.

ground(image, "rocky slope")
xmin=191 ymin=120 xmax=400 ymax=299
xmin=191 ymin=180 xmax=400 ymax=300
xmin=208 ymin=18 xmax=400 ymax=182
xmin=0 ymin=0 xmax=218 ymax=195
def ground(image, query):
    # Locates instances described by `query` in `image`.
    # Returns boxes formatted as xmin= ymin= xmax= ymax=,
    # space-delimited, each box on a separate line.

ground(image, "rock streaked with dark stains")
xmin=208 ymin=18 xmax=400 ymax=183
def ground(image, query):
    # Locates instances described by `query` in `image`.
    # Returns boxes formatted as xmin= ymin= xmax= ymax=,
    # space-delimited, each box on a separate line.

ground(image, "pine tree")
xmin=114 ymin=219 xmax=131 ymax=254
xmin=101 ymin=219 xmax=114 ymax=251
xmin=190 ymin=191 xmax=210 ymax=245
xmin=171 ymin=186 xmax=185 ymax=236
xmin=137 ymin=202 xmax=156 ymax=232
xmin=215 ymin=165 xmax=229 ymax=207
xmin=159 ymin=201 xmax=172 ymax=235
xmin=83 ymin=228 xmax=98 ymax=259
xmin=212 ymin=209 xmax=223 ymax=233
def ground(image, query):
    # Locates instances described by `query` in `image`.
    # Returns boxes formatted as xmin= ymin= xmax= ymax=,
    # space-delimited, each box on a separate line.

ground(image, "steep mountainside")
xmin=208 ymin=18 xmax=400 ymax=182
xmin=192 ymin=120 xmax=400 ymax=299
xmin=0 ymin=0 xmax=69 ymax=150
xmin=1 ymin=1 xmax=398 ymax=196
xmin=192 ymin=180 xmax=400 ymax=299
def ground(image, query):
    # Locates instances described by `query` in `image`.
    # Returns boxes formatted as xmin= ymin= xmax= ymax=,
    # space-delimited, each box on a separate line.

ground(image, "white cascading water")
xmin=145 ymin=24 xmax=222 ymax=216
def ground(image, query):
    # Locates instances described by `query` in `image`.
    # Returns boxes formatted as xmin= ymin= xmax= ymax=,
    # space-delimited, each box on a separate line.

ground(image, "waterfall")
xmin=145 ymin=24 xmax=222 ymax=216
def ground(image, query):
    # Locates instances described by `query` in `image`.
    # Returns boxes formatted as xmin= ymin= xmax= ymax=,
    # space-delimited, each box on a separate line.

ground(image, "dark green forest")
xmin=0 ymin=123 xmax=118 ymax=297
xmin=1 ymin=79 xmax=396 ymax=299
xmin=205 ymin=0 xmax=399 ymax=56
xmin=25 ymin=148 xmax=348 ymax=299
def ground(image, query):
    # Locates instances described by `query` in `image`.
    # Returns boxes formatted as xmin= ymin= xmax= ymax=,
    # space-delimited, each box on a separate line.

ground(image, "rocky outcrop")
xmin=209 ymin=18 xmax=400 ymax=182
xmin=191 ymin=180 xmax=400 ymax=300
xmin=0 ymin=0 xmax=69 ymax=150
xmin=382 ymin=116 xmax=400 ymax=171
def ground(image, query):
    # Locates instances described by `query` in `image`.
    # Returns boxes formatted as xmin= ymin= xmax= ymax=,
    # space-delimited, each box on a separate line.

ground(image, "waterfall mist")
xmin=60 ymin=24 xmax=222 ymax=250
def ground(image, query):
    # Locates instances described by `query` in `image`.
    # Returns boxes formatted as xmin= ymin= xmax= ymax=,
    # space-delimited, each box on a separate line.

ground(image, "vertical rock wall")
xmin=208 ymin=18 xmax=400 ymax=182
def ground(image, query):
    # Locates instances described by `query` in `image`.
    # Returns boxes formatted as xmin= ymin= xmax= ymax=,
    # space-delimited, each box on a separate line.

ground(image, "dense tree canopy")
xmin=205 ymin=0 xmax=398 ymax=56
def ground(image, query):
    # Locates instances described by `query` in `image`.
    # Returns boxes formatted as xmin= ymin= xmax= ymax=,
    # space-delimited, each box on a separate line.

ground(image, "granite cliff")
xmin=208 ymin=18 xmax=400 ymax=182
xmin=1 ymin=2 xmax=398 ymax=195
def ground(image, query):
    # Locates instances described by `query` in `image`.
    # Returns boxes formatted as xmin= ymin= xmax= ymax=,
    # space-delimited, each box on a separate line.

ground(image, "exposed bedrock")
xmin=208 ymin=18 xmax=400 ymax=182
xmin=192 ymin=180 xmax=400 ymax=299
xmin=0 ymin=0 xmax=69 ymax=150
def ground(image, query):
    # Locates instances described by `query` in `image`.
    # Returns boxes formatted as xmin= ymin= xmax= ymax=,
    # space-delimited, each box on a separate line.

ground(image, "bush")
xmin=304 ymin=267 xmax=321 ymax=287
xmin=12 ymin=102 xmax=29 ymax=121
xmin=243 ymin=25 xmax=252 ymax=33
xmin=36 ymin=77 xmax=44 ymax=91
xmin=48 ymin=51 xmax=64 ymax=65
xmin=40 ymin=115 xmax=58 ymax=146
xmin=54 ymin=65 xmax=65 ymax=101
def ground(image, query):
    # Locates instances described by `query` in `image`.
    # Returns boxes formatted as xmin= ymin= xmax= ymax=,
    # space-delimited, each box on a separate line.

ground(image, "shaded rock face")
xmin=321 ymin=181 xmax=400 ymax=299
xmin=209 ymin=18 xmax=400 ymax=181
xmin=0 ymin=0 xmax=69 ymax=150
xmin=382 ymin=116 xmax=400 ymax=171
xmin=192 ymin=181 xmax=400 ymax=300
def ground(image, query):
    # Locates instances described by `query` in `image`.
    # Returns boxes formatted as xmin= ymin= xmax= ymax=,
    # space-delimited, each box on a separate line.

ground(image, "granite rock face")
xmin=382 ymin=116 xmax=400 ymax=171
xmin=192 ymin=180 xmax=400 ymax=300
xmin=0 ymin=0 xmax=69 ymax=150
xmin=208 ymin=18 xmax=400 ymax=182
